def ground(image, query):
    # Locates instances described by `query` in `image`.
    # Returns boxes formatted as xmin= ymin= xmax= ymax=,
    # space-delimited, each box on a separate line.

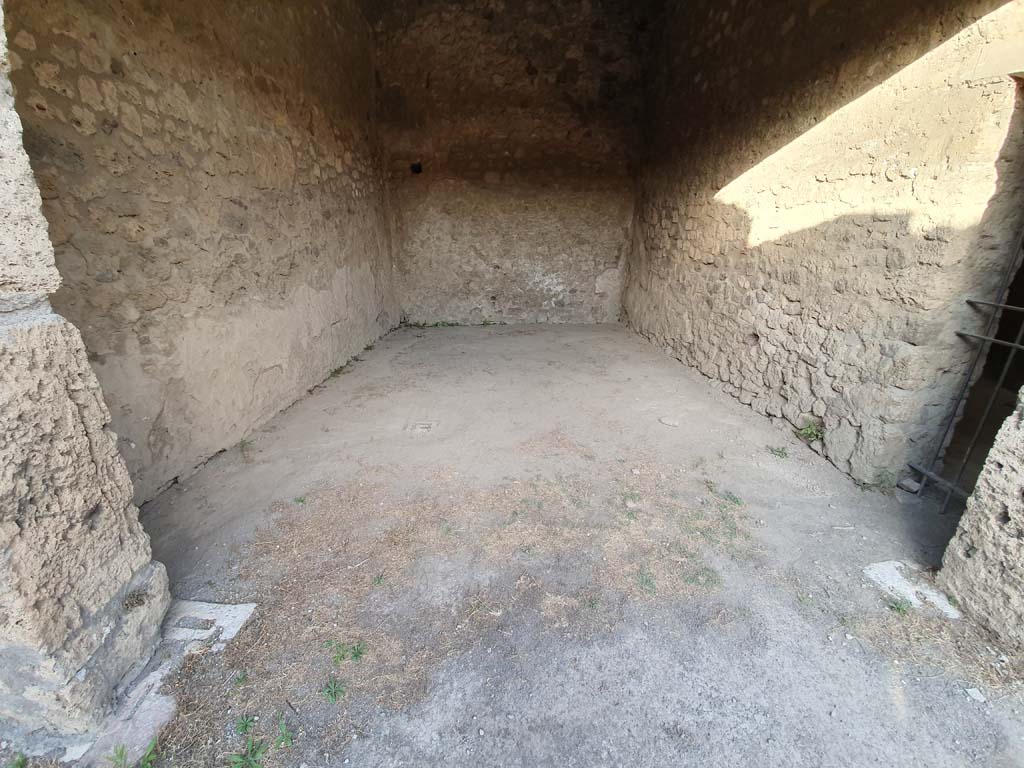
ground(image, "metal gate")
xmin=908 ymin=231 xmax=1024 ymax=513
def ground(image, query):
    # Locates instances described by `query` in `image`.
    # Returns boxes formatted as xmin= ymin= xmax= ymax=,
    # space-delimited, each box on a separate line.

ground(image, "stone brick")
xmin=622 ymin=0 xmax=1024 ymax=487
xmin=5 ymin=0 xmax=401 ymax=501
xmin=0 ymin=267 xmax=170 ymax=740
xmin=374 ymin=0 xmax=650 ymax=326
xmin=0 ymin=7 xmax=169 ymax=739
xmin=0 ymin=6 xmax=57 ymax=298
xmin=942 ymin=390 xmax=1024 ymax=649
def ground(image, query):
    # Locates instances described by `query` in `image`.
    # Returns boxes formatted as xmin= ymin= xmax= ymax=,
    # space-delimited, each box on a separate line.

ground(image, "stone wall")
xmin=0 ymin=5 xmax=169 ymax=739
xmin=4 ymin=0 xmax=400 ymax=501
xmin=942 ymin=385 xmax=1024 ymax=649
xmin=393 ymin=177 xmax=630 ymax=324
xmin=623 ymin=0 xmax=1024 ymax=486
xmin=373 ymin=0 xmax=651 ymax=325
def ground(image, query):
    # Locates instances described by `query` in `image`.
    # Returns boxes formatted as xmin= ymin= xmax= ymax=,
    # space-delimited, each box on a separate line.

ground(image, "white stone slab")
xmin=61 ymin=599 xmax=256 ymax=765
xmin=863 ymin=560 xmax=962 ymax=620
xmin=164 ymin=599 xmax=257 ymax=650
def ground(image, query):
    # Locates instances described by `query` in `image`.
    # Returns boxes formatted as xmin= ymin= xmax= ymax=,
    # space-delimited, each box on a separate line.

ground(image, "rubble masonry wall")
xmin=0 ymin=4 xmax=169 ymax=738
xmin=4 ymin=0 xmax=400 ymax=501
xmin=623 ymin=0 xmax=1024 ymax=486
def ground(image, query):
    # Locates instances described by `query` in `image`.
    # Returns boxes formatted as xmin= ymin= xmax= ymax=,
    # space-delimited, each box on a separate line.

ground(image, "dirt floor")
xmin=136 ymin=324 xmax=1024 ymax=767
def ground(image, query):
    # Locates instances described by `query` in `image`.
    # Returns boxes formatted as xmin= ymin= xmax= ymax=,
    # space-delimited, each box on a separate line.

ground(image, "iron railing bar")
xmin=916 ymin=235 xmax=1024 ymax=496
xmin=955 ymin=332 xmax=1024 ymax=352
xmin=918 ymin=339 xmax=989 ymax=497
xmin=941 ymin=312 xmax=1024 ymax=513
xmin=906 ymin=462 xmax=969 ymax=499
xmin=967 ymin=299 xmax=1024 ymax=312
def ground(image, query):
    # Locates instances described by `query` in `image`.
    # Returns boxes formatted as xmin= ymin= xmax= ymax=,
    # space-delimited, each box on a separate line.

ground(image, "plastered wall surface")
xmin=0 ymin=4 xmax=168 ymax=737
xmin=942 ymin=385 xmax=1024 ymax=649
xmin=373 ymin=0 xmax=651 ymax=325
xmin=623 ymin=0 xmax=1024 ymax=486
xmin=395 ymin=176 xmax=630 ymax=324
xmin=4 ymin=0 xmax=400 ymax=502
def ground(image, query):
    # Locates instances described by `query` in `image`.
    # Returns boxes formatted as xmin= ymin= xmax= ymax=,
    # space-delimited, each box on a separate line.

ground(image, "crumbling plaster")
xmin=942 ymin=384 xmax=1024 ymax=649
xmin=1 ymin=3 xmax=169 ymax=737
xmin=4 ymin=0 xmax=400 ymax=502
xmin=623 ymin=0 xmax=1024 ymax=487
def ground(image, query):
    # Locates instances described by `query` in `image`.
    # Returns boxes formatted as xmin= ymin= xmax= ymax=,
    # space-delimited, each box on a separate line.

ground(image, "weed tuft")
xmin=106 ymin=745 xmax=128 ymax=768
xmin=795 ymin=422 xmax=825 ymax=443
xmin=621 ymin=490 xmax=642 ymax=521
xmin=636 ymin=567 xmax=657 ymax=596
xmin=887 ymin=597 xmax=913 ymax=616
xmin=228 ymin=737 xmax=267 ymax=768
xmin=138 ymin=740 xmax=159 ymax=768
xmin=322 ymin=676 xmax=345 ymax=704
xmin=326 ymin=640 xmax=366 ymax=664
xmin=854 ymin=470 xmax=898 ymax=493
xmin=275 ymin=716 xmax=294 ymax=748
xmin=767 ymin=446 xmax=788 ymax=458
xmin=235 ymin=715 xmax=255 ymax=735
xmin=682 ymin=565 xmax=721 ymax=588
xmin=720 ymin=490 xmax=743 ymax=507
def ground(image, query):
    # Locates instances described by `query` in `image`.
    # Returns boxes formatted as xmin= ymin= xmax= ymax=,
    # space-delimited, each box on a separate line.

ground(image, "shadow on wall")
xmin=626 ymin=0 xmax=1024 ymax=488
xmin=642 ymin=0 xmax=1013 ymax=187
xmin=925 ymin=82 xmax=1024 ymax=495
xmin=626 ymin=86 xmax=1024 ymax=485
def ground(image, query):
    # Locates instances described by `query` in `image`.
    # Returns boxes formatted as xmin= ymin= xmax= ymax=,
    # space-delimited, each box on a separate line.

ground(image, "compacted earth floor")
xmin=138 ymin=324 xmax=1023 ymax=767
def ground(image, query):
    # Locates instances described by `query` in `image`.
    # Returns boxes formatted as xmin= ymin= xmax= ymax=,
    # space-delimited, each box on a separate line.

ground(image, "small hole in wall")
xmin=997 ymin=506 xmax=1011 ymax=526
xmin=123 ymin=589 xmax=148 ymax=611
xmin=746 ymin=332 xmax=760 ymax=346
xmin=410 ymin=162 xmax=423 ymax=175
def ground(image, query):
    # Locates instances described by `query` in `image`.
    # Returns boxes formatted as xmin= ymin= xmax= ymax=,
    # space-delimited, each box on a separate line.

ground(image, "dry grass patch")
xmin=855 ymin=608 xmax=1024 ymax=693
xmin=153 ymin=462 xmax=753 ymax=766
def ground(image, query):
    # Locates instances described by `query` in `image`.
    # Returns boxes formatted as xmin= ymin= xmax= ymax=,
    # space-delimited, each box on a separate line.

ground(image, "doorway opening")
xmin=939 ymin=252 xmax=1024 ymax=509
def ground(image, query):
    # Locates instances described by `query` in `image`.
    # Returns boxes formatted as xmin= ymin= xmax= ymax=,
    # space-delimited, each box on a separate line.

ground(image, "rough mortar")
xmin=942 ymin=385 xmax=1024 ymax=649
xmin=4 ymin=0 xmax=401 ymax=501
xmin=374 ymin=0 xmax=654 ymax=325
xmin=0 ymin=6 xmax=169 ymax=742
xmin=623 ymin=0 xmax=1024 ymax=487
